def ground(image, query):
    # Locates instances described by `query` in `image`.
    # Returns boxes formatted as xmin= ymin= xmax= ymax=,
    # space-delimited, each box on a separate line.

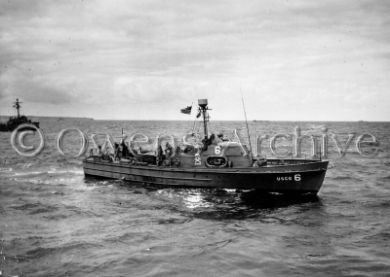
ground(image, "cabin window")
xmin=224 ymin=146 xmax=243 ymax=156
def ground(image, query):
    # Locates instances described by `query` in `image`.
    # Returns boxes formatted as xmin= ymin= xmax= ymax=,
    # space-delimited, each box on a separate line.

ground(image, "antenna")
xmin=319 ymin=138 xmax=322 ymax=161
xmin=241 ymin=92 xmax=253 ymax=160
xmin=13 ymin=98 xmax=22 ymax=118
xmin=320 ymin=147 xmax=322 ymax=161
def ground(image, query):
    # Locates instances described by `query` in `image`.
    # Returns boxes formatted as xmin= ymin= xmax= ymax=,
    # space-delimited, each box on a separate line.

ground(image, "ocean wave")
xmin=328 ymin=175 xmax=362 ymax=182
xmin=10 ymin=202 xmax=58 ymax=215
xmin=1 ymin=120 xmax=390 ymax=277
xmin=17 ymin=242 xmax=101 ymax=262
xmin=47 ymin=168 xmax=83 ymax=175
xmin=7 ymin=171 xmax=47 ymax=177
xmin=381 ymin=174 xmax=390 ymax=181
xmin=1 ymin=168 xmax=83 ymax=181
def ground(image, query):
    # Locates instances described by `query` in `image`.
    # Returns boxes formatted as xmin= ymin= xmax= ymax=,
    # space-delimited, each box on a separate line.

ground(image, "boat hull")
xmin=83 ymin=159 xmax=328 ymax=194
xmin=0 ymin=121 xmax=39 ymax=132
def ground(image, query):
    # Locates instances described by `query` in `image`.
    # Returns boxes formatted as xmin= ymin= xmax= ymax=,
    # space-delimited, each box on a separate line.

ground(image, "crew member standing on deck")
xmin=165 ymin=142 xmax=173 ymax=158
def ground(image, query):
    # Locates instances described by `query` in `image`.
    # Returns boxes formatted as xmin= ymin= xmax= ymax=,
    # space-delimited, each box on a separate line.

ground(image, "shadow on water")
xmin=181 ymin=190 xmax=322 ymax=220
xmin=83 ymin=177 xmax=322 ymax=220
xmin=240 ymin=191 xmax=320 ymax=209
xmin=135 ymin=183 xmax=321 ymax=220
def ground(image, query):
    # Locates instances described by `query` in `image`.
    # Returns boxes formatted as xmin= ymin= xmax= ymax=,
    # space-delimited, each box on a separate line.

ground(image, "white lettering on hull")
xmin=276 ymin=174 xmax=302 ymax=182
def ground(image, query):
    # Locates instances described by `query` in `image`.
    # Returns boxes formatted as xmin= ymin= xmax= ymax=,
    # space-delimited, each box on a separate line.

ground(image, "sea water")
xmin=0 ymin=118 xmax=389 ymax=277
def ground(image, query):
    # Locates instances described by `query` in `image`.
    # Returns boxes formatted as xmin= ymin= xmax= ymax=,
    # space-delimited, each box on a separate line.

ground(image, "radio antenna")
xmin=241 ymin=92 xmax=253 ymax=161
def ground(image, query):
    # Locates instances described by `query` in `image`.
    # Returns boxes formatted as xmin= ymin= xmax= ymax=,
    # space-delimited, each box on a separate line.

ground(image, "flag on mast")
xmin=180 ymin=105 xmax=192 ymax=115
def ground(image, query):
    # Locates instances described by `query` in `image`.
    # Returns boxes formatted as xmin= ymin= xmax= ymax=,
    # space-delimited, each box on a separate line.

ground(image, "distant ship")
xmin=83 ymin=99 xmax=328 ymax=195
xmin=0 ymin=98 xmax=40 ymax=132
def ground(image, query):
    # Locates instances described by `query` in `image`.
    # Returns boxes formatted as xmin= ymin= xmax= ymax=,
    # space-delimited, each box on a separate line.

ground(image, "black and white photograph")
xmin=0 ymin=0 xmax=389 ymax=276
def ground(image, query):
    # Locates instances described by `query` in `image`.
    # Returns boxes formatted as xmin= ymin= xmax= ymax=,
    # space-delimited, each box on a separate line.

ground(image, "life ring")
xmin=205 ymin=156 xmax=228 ymax=168
xmin=194 ymin=153 xmax=202 ymax=166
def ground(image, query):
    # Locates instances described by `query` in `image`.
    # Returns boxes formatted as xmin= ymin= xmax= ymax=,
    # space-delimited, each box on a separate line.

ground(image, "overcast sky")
xmin=0 ymin=0 xmax=389 ymax=121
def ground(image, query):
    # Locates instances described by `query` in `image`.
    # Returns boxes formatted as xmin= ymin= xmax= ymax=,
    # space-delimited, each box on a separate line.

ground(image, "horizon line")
xmin=1 ymin=114 xmax=389 ymax=123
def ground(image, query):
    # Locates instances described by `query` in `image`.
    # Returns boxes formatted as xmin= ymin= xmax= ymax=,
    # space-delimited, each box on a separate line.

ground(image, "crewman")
xmin=121 ymin=140 xmax=130 ymax=157
xmin=217 ymin=133 xmax=229 ymax=142
xmin=156 ymin=145 xmax=164 ymax=166
xmin=165 ymin=142 xmax=173 ymax=157
xmin=97 ymin=145 xmax=103 ymax=157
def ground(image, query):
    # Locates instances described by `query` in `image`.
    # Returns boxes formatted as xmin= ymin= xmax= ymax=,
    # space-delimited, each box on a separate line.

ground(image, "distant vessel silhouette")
xmin=0 ymin=98 xmax=40 ymax=132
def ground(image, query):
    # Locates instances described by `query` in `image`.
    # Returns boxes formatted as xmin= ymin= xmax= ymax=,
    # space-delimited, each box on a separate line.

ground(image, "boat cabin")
xmin=173 ymin=140 xmax=252 ymax=168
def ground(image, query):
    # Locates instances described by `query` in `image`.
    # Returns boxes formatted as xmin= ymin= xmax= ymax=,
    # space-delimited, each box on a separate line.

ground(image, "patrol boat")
xmin=83 ymin=99 xmax=328 ymax=194
xmin=0 ymin=98 xmax=40 ymax=132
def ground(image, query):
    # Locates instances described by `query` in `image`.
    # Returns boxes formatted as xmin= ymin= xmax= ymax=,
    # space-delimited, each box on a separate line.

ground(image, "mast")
xmin=198 ymin=99 xmax=209 ymax=139
xmin=13 ymin=98 xmax=21 ymax=118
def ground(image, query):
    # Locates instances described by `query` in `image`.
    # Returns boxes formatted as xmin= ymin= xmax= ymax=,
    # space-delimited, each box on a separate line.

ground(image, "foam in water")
xmin=1 ymin=119 xmax=390 ymax=276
